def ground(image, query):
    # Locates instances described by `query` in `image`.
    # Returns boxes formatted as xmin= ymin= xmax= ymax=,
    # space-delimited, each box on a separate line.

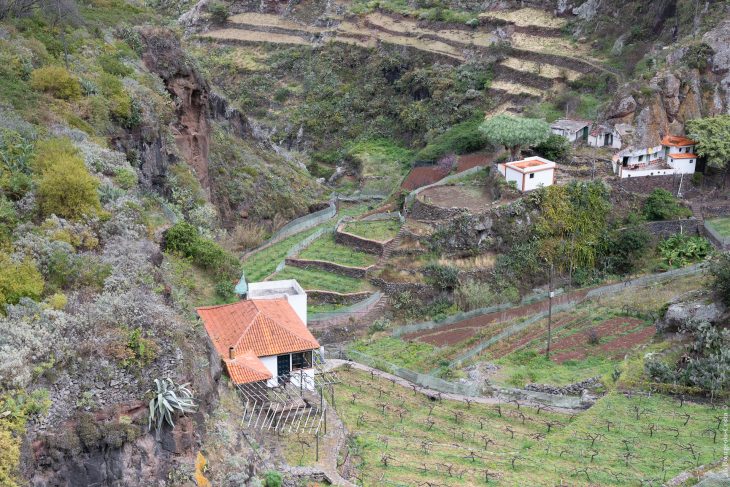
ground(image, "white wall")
xmin=504 ymin=167 xmax=523 ymax=190
xmin=523 ymin=169 xmax=554 ymax=191
xmin=614 ymin=162 xmax=676 ymax=178
xmin=668 ymin=157 xmax=696 ymax=174
xmin=588 ymin=131 xmax=622 ymax=149
xmin=261 ymin=355 xmax=279 ymax=387
xmin=248 ymin=279 xmax=308 ymax=326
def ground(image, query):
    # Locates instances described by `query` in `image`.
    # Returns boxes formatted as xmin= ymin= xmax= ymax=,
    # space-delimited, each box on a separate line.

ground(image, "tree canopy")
xmin=534 ymin=181 xmax=611 ymax=274
xmin=686 ymin=115 xmax=730 ymax=169
xmin=479 ymin=115 xmax=550 ymax=160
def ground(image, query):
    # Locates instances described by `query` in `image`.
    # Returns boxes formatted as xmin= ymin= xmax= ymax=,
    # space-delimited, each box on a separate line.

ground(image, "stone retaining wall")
xmin=334 ymin=224 xmax=388 ymax=255
xmin=409 ymin=197 xmax=468 ymax=221
xmin=307 ymin=290 xmax=373 ymax=305
xmin=369 ymin=277 xmax=438 ymax=299
xmin=609 ymin=174 xmax=682 ymax=194
xmin=642 ymin=219 xmax=702 ymax=240
xmin=285 ymin=258 xmax=371 ymax=279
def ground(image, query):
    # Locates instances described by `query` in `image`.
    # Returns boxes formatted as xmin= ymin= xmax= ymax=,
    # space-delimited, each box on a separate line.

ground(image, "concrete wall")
xmin=248 ymin=279 xmax=307 ymax=326
xmin=642 ymin=219 xmax=702 ymax=240
xmin=523 ymin=168 xmax=554 ymax=191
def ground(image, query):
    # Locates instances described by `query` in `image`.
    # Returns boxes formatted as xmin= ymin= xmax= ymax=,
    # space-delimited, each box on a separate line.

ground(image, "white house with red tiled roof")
xmin=497 ymin=156 xmax=556 ymax=192
xmin=197 ymin=279 xmax=320 ymax=390
xmin=612 ymin=135 xmax=698 ymax=178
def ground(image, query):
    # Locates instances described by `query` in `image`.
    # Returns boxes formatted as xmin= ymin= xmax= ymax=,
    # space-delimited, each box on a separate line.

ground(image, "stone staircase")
xmin=371 ymin=226 xmax=406 ymax=272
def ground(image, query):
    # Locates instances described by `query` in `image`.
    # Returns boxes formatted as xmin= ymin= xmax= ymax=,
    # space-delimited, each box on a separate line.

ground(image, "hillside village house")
xmin=612 ymin=135 xmax=698 ymax=178
xmin=197 ymin=279 xmax=321 ymax=390
xmin=497 ymin=156 xmax=556 ymax=192
xmin=550 ymin=119 xmax=590 ymax=143
xmin=586 ymin=123 xmax=635 ymax=149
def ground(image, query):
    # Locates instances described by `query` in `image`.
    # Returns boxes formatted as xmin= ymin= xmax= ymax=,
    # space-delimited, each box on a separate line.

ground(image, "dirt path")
xmin=325 ymin=359 xmax=584 ymax=413
xmin=315 ymin=401 xmax=357 ymax=487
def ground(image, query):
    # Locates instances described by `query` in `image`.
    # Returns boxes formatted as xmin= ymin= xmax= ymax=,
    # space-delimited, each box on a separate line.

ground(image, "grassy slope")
xmin=706 ymin=217 xmax=730 ymax=238
xmin=298 ymin=233 xmax=377 ymax=267
xmin=273 ymin=266 xmax=371 ymax=293
xmin=344 ymin=220 xmax=401 ymax=242
xmin=333 ymin=368 xmax=723 ymax=486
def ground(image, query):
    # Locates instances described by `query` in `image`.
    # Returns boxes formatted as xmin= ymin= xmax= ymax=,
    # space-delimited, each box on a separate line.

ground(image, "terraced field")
xmin=197 ymin=8 xmax=608 ymax=113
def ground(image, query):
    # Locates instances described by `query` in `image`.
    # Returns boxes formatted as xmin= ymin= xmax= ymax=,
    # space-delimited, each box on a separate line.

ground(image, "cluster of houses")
xmin=548 ymin=118 xmax=698 ymax=179
xmin=494 ymin=119 xmax=700 ymax=192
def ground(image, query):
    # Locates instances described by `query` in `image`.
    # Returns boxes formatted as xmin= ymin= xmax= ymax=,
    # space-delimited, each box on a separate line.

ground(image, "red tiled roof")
xmin=669 ymin=153 xmax=697 ymax=159
xmin=197 ymin=299 xmax=320 ymax=384
xmin=661 ymin=135 xmax=695 ymax=147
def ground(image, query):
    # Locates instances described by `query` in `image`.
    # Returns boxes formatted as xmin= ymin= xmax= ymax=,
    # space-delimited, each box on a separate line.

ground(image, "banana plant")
xmin=147 ymin=378 xmax=196 ymax=435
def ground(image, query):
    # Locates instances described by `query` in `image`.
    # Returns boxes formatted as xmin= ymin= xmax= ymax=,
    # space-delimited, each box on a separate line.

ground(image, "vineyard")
xmin=334 ymin=367 xmax=725 ymax=486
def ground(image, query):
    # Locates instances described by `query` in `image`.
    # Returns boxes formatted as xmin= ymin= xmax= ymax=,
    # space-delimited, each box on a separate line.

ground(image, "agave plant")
xmin=148 ymin=378 xmax=196 ymax=434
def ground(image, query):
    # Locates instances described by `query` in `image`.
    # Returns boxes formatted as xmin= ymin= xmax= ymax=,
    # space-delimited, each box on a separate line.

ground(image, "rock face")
xmin=138 ymin=27 xmax=212 ymax=192
xmin=524 ymin=376 xmax=603 ymax=396
xmin=658 ymin=299 xmax=726 ymax=332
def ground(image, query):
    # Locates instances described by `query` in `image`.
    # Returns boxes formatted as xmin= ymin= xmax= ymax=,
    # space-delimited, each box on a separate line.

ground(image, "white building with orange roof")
xmin=497 ymin=156 xmax=556 ymax=192
xmin=197 ymin=279 xmax=320 ymax=390
xmin=611 ymin=135 xmax=698 ymax=178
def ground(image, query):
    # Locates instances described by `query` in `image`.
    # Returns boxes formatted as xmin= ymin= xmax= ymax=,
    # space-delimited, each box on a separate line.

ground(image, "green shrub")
xmin=208 ymin=1 xmax=230 ymax=23
xmin=534 ymin=134 xmax=572 ymax=162
xmin=683 ymin=43 xmax=714 ymax=71
xmin=709 ymin=252 xmax=730 ymax=306
xmin=0 ymin=254 xmax=44 ymax=310
xmin=37 ymin=154 xmax=101 ymax=220
xmin=423 ymin=263 xmax=459 ymax=290
xmin=263 ymin=471 xmax=283 ymax=487
xmin=46 ymin=292 xmax=67 ymax=310
xmin=643 ymin=189 xmax=691 ymax=221
xmin=603 ymin=226 xmax=651 ymax=274
xmin=415 ymin=114 xmax=490 ymax=163
xmin=273 ymin=87 xmax=290 ymax=103
xmin=30 ymin=66 xmax=82 ymax=100
xmin=163 ymin=222 xmax=239 ymax=278
xmin=114 ymin=168 xmax=138 ymax=189
xmin=31 ymin=137 xmax=78 ymax=174
xmin=98 ymin=53 xmax=132 ymax=77
xmin=657 ymin=234 xmax=712 ymax=269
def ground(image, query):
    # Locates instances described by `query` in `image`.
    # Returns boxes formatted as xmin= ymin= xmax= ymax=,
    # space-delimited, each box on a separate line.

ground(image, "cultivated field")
xmin=298 ymin=233 xmax=378 ymax=268
xmin=344 ymin=219 xmax=401 ymax=242
xmin=334 ymin=368 xmax=724 ymax=486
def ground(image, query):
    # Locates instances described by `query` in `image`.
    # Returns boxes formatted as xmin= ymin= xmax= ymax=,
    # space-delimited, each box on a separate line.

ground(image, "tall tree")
xmin=686 ymin=115 xmax=730 ymax=169
xmin=479 ymin=115 xmax=549 ymax=161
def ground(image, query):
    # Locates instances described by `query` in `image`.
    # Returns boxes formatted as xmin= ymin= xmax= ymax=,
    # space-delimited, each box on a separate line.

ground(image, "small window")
xmin=292 ymin=351 xmax=313 ymax=370
xmin=690 ymin=159 xmax=694 ymax=163
xmin=638 ymin=155 xmax=644 ymax=162
xmin=529 ymin=173 xmax=535 ymax=179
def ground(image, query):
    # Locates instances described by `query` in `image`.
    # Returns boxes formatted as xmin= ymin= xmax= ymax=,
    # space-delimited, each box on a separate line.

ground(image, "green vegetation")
xmin=534 ymin=133 xmax=572 ymax=162
xmin=273 ymin=265 xmax=369 ymax=293
xmin=163 ymin=222 xmax=239 ymax=279
xmin=710 ymin=252 xmax=730 ymax=306
xmin=207 ymin=1 xmax=230 ymax=24
xmin=347 ymin=138 xmax=413 ymax=195
xmin=298 ymin=233 xmax=377 ymax=268
xmin=30 ymin=65 xmax=82 ymax=100
xmin=656 ymin=234 xmax=712 ymax=269
xmin=350 ymin=337 xmax=438 ymax=372
xmin=334 ymin=368 xmax=722 ymax=486
xmin=36 ymin=152 xmax=102 ymax=220
xmin=0 ymin=253 xmax=44 ymax=311
xmin=480 ymin=114 xmax=550 ymax=160
xmin=415 ymin=114 xmax=490 ymax=163
xmin=344 ymin=219 xmax=400 ymax=241
xmin=643 ymin=188 xmax=692 ymax=221
xmin=243 ymin=227 xmax=322 ymax=282
xmin=687 ymin=114 xmax=730 ymax=169
xmin=147 ymin=378 xmax=196 ymax=434
xmin=496 ymin=350 xmax=615 ymax=387
xmin=706 ymin=217 xmax=730 ymax=237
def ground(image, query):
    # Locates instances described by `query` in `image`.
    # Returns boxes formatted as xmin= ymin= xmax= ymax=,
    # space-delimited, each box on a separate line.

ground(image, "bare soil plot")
xmin=227 ymin=12 xmax=327 ymax=33
xmin=479 ymin=7 xmax=567 ymax=29
xmin=401 ymin=165 xmax=450 ymax=190
xmin=455 ymin=152 xmax=495 ymax=172
xmin=418 ymin=184 xmax=496 ymax=211
xmin=489 ymin=79 xmax=545 ymax=97
xmin=511 ymin=32 xmax=588 ymax=56
xmin=201 ymin=29 xmax=312 ymax=45
xmin=365 ymin=12 xmax=496 ymax=47
xmin=499 ymin=57 xmax=582 ymax=81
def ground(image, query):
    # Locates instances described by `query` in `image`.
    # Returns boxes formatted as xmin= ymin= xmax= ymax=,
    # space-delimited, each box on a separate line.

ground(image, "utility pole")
xmin=546 ymin=263 xmax=554 ymax=359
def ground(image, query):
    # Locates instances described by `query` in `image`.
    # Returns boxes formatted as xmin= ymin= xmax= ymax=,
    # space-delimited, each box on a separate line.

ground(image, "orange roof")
xmin=512 ymin=159 xmax=546 ymax=169
xmin=198 ymin=299 xmax=319 ymax=358
xmin=661 ymin=135 xmax=695 ymax=147
xmin=224 ymin=351 xmax=272 ymax=384
xmin=669 ymin=153 xmax=697 ymax=159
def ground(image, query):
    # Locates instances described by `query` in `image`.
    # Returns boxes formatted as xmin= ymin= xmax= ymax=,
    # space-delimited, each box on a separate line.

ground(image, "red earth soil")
xmin=546 ymin=317 xmax=650 ymax=364
xmin=487 ymin=315 xmax=579 ymax=359
xmin=455 ymin=152 xmax=495 ymax=173
xmin=401 ymin=166 xmax=450 ymax=191
xmin=405 ymin=288 xmax=590 ymax=347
